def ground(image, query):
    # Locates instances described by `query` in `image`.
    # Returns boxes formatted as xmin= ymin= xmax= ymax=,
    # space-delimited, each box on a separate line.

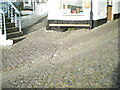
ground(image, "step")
xmin=7 ymin=31 xmax=23 ymax=39
xmin=2 ymin=23 xmax=15 ymax=28
xmin=2 ymin=27 xmax=19 ymax=33
xmin=49 ymin=24 xmax=90 ymax=27
xmin=10 ymin=35 xmax=26 ymax=44
xmin=1 ymin=18 xmax=11 ymax=23
xmin=6 ymin=23 xmax=15 ymax=28
xmin=6 ymin=27 xmax=19 ymax=33
xmin=4 ymin=18 xmax=11 ymax=23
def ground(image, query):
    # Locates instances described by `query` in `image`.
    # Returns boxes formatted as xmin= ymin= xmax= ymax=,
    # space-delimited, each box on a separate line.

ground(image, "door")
xmin=107 ymin=5 xmax=112 ymax=20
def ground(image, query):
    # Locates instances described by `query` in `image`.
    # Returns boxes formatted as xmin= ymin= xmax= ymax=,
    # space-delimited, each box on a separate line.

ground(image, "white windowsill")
xmin=62 ymin=13 xmax=84 ymax=16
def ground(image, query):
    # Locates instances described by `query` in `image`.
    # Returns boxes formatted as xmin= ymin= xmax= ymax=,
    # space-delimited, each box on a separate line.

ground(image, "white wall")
xmin=48 ymin=0 xmax=90 ymax=20
xmin=92 ymin=0 xmax=98 ymax=20
xmin=48 ymin=0 xmax=107 ymax=21
xmin=98 ymin=0 xmax=107 ymax=19
xmin=0 ymin=35 xmax=13 ymax=45
xmin=112 ymin=0 xmax=120 ymax=14
xmin=92 ymin=0 xmax=107 ymax=20
xmin=47 ymin=0 xmax=60 ymax=20
xmin=34 ymin=3 xmax=48 ymax=15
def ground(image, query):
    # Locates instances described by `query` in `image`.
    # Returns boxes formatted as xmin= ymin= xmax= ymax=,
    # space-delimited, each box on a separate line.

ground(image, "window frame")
xmin=61 ymin=0 xmax=84 ymax=16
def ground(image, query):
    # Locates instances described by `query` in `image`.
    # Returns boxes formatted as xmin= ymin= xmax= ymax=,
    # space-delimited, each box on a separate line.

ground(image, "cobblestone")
xmin=1 ymin=19 xmax=119 ymax=88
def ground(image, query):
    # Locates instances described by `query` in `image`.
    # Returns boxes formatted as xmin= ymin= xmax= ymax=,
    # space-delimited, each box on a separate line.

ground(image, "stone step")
xmin=1 ymin=17 xmax=25 ymax=44
xmin=6 ymin=22 xmax=15 ymax=28
xmin=6 ymin=18 xmax=11 ymax=22
xmin=2 ymin=22 xmax=15 ymax=28
xmin=7 ymin=31 xmax=23 ymax=39
xmin=2 ymin=27 xmax=19 ymax=33
xmin=49 ymin=24 xmax=90 ymax=27
xmin=2 ymin=18 xmax=11 ymax=23
xmin=7 ymin=27 xmax=19 ymax=33
xmin=10 ymin=35 xmax=26 ymax=44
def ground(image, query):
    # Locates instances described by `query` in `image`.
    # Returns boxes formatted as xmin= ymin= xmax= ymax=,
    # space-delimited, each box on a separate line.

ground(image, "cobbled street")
xmin=1 ymin=19 xmax=120 ymax=88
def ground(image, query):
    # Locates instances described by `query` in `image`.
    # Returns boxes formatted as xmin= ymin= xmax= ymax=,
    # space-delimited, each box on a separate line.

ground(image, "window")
xmin=62 ymin=0 xmax=84 ymax=15
xmin=36 ymin=0 xmax=45 ymax=4
xmin=61 ymin=0 xmax=90 ymax=15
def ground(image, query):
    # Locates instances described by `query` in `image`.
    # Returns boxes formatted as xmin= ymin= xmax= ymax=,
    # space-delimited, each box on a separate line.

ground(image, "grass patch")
xmin=68 ymin=28 xmax=75 ymax=31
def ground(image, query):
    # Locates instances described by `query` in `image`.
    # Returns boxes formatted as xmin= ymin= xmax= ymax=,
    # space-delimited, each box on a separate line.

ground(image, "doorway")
xmin=107 ymin=5 xmax=112 ymax=20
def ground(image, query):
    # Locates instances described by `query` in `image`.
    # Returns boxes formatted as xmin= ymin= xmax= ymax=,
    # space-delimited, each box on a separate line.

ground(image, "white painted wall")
xmin=112 ymin=0 xmax=120 ymax=14
xmin=48 ymin=0 xmax=90 ymax=20
xmin=93 ymin=0 xmax=107 ymax=20
xmin=92 ymin=0 xmax=98 ymax=20
xmin=34 ymin=3 xmax=48 ymax=15
xmin=48 ymin=0 xmax=107 ymax=21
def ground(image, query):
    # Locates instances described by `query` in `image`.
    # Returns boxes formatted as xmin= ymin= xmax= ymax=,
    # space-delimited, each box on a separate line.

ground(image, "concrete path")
xmin=1 ymin=19 xmax=119 ymax=88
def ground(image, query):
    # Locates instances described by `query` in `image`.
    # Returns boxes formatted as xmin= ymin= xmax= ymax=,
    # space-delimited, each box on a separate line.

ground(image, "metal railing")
xmin=0 ymin=0 xmax=22 ymax=39
xmin=0 ymin=8 xmax=6 ymax=39
xmin=7 ymin=0 xmax=22 ymax=32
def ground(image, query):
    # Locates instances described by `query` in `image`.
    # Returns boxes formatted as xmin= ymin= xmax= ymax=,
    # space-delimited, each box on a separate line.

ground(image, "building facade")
xmin=47 ymin=0 xmax=120 ymax=28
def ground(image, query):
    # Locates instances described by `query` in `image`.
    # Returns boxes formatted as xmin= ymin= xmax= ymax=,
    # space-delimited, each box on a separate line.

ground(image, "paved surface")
xmin=1 ymin=19 xmax=120 ymax=88
xmin=0 ymin=47 xmax=2 ymax=89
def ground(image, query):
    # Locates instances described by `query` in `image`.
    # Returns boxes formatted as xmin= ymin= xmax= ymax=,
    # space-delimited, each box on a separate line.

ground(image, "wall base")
xmin=47 ymin=18 xmax=107 ymax=31
xmin=48 ymin=20 xmax=90 ymax=24
xmin=93 ymin=18 xmax=107 ymax=28
xmin=113 ymin=13 xmax=120 ymax=20
xmin=47 ymin=20 xmax=90 ymax=31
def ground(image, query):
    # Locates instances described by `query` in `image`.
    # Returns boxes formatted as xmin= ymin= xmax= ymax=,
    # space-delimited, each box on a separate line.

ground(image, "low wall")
xmin=21 ymin=3 xmax=48 ymax=29
xmin=21 ymin=11 xmax=48 ymax=29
